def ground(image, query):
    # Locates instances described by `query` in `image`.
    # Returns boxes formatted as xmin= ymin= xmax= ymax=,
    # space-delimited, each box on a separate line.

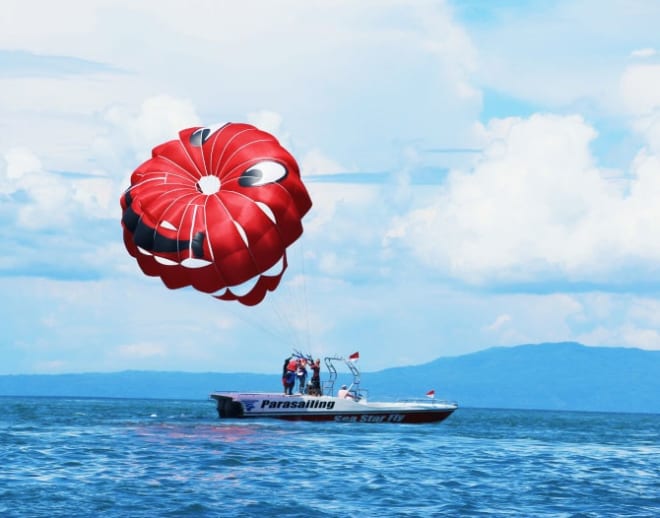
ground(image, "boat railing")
xmin=322 ymin=355 xmax=363 ymax=398
xmin=397 ymin=397 xmax=459 ymax=407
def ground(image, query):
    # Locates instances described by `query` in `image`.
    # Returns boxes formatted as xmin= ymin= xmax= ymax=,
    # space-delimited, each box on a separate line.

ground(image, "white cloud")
xmin=318 ymin=251 xmax=355 ymax=277
xmin=620 ymin=64 xmax=660 ymax=116
xmin=247 ymin=110 xmax=285 ymax=140
xmin=3 ymin=147 xmax=41 ymax=181
xmin=116 ymin=342 xmax=166 ymax=359
xmin=478 ymin=292 xmax=660 ymax=353
xmin=0 ymin=1 xmax=104 ymax=51
xmin=486 ymin=314 xmax=511 ymax=332
xmin=579 ymin=324 xmax=660 ymax=351
xmin=630 ymin=47 xmax=657 ymax=58
xmin=478 ymin=293 xmax=584 ymax=348
xmin=0 ymin=146 xmax=118 ymax=229
xmin=620 ymin=63 xmax=660 ymax=160
xmin=71 ymin=176 xmax=116 ymax=218
xmin=627 ymin=298 xmax=660 ymax=327
xmin=300 ymin=149 xmax=348 ymax=175
xmin=468 ymin=1 xmax=660 ymax=115
xmin=33 ymin=360 xmax=68 ymax=374
xmin=621 ymin=326 xmax=660 ymax=350
xmin=0 ymin=0 xmax=483 ymax=183
xmin=387 ymin=112 xmax=660 ymax=285
xmin=304 ymin=182 xmax=380 ymax=237
xmin=104 ymin=95 xmax=201 ymax=162
xmin=1 ymin=148 xmax=66 ymax=228
xmin=80 ymin=242 xmax=129 ymax=275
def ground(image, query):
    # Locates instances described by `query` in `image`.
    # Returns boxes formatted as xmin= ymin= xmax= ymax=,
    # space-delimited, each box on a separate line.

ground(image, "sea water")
xmin=1 ymin=397 xmax=658 ymax=517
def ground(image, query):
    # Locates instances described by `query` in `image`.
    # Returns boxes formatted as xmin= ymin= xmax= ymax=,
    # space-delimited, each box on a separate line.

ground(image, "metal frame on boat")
xmin=210 ymin=354 xmax=458 ymax=424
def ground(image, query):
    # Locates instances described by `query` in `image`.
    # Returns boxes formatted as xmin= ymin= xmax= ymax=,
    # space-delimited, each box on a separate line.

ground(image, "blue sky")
xmin=2 ymin=0 xmax=660 ymax=375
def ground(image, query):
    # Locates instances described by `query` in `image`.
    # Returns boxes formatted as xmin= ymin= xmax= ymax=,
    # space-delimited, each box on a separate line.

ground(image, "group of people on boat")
xmin=282 ymin=355 xmax=322 ymax=396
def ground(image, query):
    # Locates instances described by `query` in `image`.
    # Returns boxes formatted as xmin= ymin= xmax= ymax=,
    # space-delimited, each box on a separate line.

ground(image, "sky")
xmin=2 ymin=0 xmax=660 ymax=375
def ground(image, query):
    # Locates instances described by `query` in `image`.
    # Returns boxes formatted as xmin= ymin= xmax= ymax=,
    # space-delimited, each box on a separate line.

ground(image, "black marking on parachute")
xmin=239 ymin=168 xmax=263 ymax=187
xmin=153 ymin=229 xmax=187 ymax=254
xmin=191 ymin=232 xmax=205 ymax=258
xmin=121 ymin=192 xmax=140 ymax=232
xmin=122 ymin=207 xmax=139 ymax=233
xmin=133 ymin=220 xmax=156 ymax=251
xmin=190 ymin=123 xmax=231 ymax=147
xmin=238 ymin=161 xmax=288 ymax=187
xmin=190 ymin=128 xmax=210 ymax=147
xmin=132 ymin=220 xmax=196 ymax=255
xmin=124 ymin=183 xmax=207 ymax=259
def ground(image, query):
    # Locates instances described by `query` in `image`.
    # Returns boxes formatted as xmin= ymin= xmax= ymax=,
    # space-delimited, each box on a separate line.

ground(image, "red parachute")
xmin=120 ymin=122 xmax=312 ymax=306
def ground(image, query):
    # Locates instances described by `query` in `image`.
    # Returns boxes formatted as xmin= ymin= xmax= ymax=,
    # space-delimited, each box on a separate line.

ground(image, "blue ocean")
xmin=1 ymin=397 xmax=658 ymax=517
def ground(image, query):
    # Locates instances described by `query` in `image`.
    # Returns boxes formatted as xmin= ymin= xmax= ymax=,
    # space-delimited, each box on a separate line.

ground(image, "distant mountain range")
xmin=367 ymin=342 xmax=659 ymax=413
xmin=1 ymin=342 xmax=658 ymax=413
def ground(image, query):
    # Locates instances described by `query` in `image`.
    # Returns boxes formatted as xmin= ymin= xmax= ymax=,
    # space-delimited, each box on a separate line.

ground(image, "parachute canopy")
xmin=120 ymin=122 xmax=312 ymax=306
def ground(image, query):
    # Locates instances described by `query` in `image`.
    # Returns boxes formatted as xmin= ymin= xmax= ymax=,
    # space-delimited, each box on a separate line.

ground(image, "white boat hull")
xmin=210 ymin=392 xmax=457 ymax=424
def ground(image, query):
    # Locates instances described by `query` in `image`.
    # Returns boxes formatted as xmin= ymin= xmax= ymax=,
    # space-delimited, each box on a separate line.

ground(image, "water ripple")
xmin=1 ymin=398 xmax=658 ymax=517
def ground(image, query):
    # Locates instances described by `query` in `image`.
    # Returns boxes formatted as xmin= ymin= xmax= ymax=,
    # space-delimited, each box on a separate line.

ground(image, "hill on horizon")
xmin=0 ymin=342 xmax=657 ymax=414
xmin=367 ymin=341 xmax=659 ymax=413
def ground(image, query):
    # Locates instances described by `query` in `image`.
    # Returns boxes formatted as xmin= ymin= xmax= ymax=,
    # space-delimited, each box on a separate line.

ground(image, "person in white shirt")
xmin=337 ymin=385 xmax=354 ymax=399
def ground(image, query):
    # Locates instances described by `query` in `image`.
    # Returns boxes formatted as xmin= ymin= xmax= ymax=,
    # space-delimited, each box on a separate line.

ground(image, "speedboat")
xmin=210 ymin=353 xmax=458 ymax=424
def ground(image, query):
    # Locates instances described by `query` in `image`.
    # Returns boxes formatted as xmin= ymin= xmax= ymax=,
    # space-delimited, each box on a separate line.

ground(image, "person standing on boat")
xmin=309 ymin=359 xmax=321 ymax=395
xmin=296 ymin=359 xmax=308 ymax=394
xmin=283 ymin=356 xmax=297 ymax=395
xmin=282 ymin=356 xmax=291 ymax=394
xmin=285 ymin=370 xmax=296 ymax=395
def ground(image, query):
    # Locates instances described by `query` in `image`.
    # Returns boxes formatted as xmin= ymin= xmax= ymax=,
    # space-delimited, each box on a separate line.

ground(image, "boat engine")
xmin=216 ymin=397 xmax=244 ymax=418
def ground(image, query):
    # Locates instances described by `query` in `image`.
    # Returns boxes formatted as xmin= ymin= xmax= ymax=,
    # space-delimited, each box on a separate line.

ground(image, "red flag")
xmin=348 ymin=351 xmax=359 ymax=361
xmin=426 ymin=390 xmax=435 ymax=398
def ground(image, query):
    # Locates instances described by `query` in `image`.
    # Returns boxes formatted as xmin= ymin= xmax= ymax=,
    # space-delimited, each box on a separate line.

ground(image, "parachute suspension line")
xmin=299 ymin=236 xmax=312 ymax=352
xmin=270 ymin=298 xmax=302 ymax=351
xmin=270 ymin=262 xmax=305 ymax=351
xmin=224 ymin=302 xmax=294 ymax=347
xmin=250 ymin=240 xmax=310 ymax=353
xmin=222 ymin=251 xmax=307 ymax=350
xmin=283 ymin=185 xmax=312 ymax=353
